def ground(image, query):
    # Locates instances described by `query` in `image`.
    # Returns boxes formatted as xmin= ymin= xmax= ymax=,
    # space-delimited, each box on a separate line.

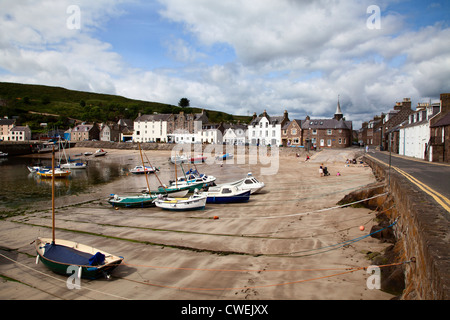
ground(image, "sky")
xmin=1 ymin=0 xmax=449 ymax=129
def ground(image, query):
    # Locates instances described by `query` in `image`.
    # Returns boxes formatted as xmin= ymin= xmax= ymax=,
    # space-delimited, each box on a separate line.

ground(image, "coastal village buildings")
xmin=0 ymin=118 xmax=15 ymax=141
xmin=281 ymin=119 xmax=303 ymax=147
xmin=248 ymin=110 xmax=289 ymax=146
xmin=70 ymin=123 xmax=100 ymax=142
xmin=301 ymin=100 xmax=353 ymax=149
xmin=398 ymin=102 xmax=440 ymax=160
xmin=9 ymin=125 xmax=31 ymax=141
xmin=133 ymin=113 xmax=171 ymax=143
xmin=429 ymin=93 xmax=450 ymax=162
xmin=223 ymin=123 xmax=248 ymax=145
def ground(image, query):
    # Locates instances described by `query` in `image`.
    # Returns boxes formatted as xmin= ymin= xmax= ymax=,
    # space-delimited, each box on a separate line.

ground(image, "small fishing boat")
xmin=0 ymin=151 xmax=8 ymax=157
xmin=60 ymin=162 xmax=87 ymax=169
xmin=84 ymin=152 xmax=93 ymax=156
xmin=108 ymin=193 xmax=157 ymax=208
xmin=27 ymin=165 xmax=50 ymax=173
xmin=37 ymin=168 xmax=71 ymax=178
xmin=35 ymin=238 xmax=124 ymax=280
xmin=216 ymin=153 xmax=233 ymax=160
xmin=153 ymin=193 xmax=207 ymax=211
xmin=94 ymin=149 xmax=107 ymax=157
xmin=170 ymin=154 xmax=189 ymax=164
xmin=201 ymin=185 xmax=251 ymax=204
xmin=129 ymin=165 xmax=158 ymax=174
xmin=35 ymin=147 xmax=123 ymax=280
xmin=189 ymin=154 xmax=207 ymax=163
xmin=217 ymin=172 xmax=265 ymax=194
xmin=170 ymin=169 xmax=216 ymax=189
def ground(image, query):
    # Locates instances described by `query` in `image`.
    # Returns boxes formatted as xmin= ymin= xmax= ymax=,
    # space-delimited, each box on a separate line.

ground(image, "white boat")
xmin=60 ymin=162 xmax=87 ymax=169
xmin=153 ymin=193 xmax=207 ymax=211
xmin=170 ymin=154 xmax=189 ymax=164
xmin=171 ymin=168 xmax=216 ymax=189
xmin=129 ymin=165 xmax=158 ymax=174
xmin=28 ymin=166 xmax=50 ymax=173
xmin=201 ymin=185 xmax=251 ymax=204
xmin=94 ymin=149 xmax=107 ymax=157
xmin=0 ymin=151 xmax=8 ymax=157
xmin=84 ymin=152 xmax=93 ymax=156
xmin=217 ymin=172 xmax=265 ymax=194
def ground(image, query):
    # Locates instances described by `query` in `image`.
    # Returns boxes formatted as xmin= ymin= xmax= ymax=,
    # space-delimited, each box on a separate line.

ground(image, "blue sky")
xmin=1 ymin=0 xmax=449 ymax=128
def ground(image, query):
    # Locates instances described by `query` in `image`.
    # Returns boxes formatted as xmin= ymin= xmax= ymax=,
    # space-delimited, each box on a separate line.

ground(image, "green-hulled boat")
xmin=35 ymin=147 xmax=123 ymax=280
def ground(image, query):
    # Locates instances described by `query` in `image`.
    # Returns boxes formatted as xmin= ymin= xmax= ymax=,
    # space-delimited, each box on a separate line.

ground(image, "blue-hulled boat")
xmin=201 ymin=185 xmax=251 ymax=204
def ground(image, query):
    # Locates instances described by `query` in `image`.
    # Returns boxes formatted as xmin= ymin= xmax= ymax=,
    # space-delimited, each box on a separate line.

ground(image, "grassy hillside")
xmin=0 ymin=82 xmax=250 ymax=132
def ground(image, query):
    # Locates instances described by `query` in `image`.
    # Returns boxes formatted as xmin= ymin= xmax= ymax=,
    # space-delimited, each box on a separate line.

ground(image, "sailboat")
xmin=35 ymin=147 xmax=123 ymax=279
xmin=58 ymin=138 xmax=87 ymax=169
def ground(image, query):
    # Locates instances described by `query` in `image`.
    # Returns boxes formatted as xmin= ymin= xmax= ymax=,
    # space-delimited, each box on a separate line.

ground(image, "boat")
xmin=108 ymin=193 xmax=158 ymax=208
xmin=170 ymin=168 xmax=216 ymax=189
xmin=189 ymin=154 xmax=207 ymax=163
xmin=37 ymin=168 xmax=71 ymax=178
xmin=60 ymin=162 xmax=87 ymax=169
xmin=35 ymin=147 xmax=123 ymax=280
xmin=129 ymin=165 xmax=158 ymax=174
xmin=0 ymin=151 xmax=8 ymax=157
xmin=216 ymin=153 xmax=233 ymax=160
xmin=217 ymin=172 xmax=265 ymax=194
xmin=84 ymin=152 xmax=93 ymax=156
xmin=57 ymin=139 xmax=87 ymax=169
xmin=94 ymin=149 xmax=107 ymax=157
xmin=201 ymin=185 xmax=251 ymax=204
xmin=170 ymin=154 xmax=189 ymax=164
xmin=153 ymin=193 xmax=207 ymax=211
xmin=27 ymin=166 xmax=50 ymax=173
xmin=35 ymin=238 xmax=124 ymax=280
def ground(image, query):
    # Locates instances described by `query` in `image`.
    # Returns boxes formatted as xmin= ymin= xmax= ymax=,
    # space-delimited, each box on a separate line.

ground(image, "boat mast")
xmin=138 ymin=142 xmax=151 ymax=193
xmin=143 ymin=152 xmax=166 ymax=192
xmin=52 ymin=146 xmax=56 ymax=244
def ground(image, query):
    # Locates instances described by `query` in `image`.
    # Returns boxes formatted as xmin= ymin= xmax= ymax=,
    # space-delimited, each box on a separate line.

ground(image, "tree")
xmin=178 ymin=98 xmax=190 ymax=108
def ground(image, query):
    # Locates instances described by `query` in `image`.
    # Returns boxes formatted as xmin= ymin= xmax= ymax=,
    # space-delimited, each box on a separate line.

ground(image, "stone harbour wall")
xmin=363 ymin=155 xmax=450 ymax=300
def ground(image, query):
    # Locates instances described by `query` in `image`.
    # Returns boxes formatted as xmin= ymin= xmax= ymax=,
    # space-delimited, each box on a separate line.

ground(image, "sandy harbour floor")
xmin=0 ymin=146 xmax=396 ymax=300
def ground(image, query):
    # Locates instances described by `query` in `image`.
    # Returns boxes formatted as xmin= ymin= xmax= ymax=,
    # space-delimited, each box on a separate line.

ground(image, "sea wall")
xmin=363 ymin=155 xmax=450 ymax=300
xmin=0 ymin=141 xmax=36 ymax=155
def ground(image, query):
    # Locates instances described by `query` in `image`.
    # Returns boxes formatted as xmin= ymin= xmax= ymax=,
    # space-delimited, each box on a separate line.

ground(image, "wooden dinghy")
xmin=35 ymin=146 xmax=123 ymax=280
xmin=35 ymin=238 xmax=123 ymax=280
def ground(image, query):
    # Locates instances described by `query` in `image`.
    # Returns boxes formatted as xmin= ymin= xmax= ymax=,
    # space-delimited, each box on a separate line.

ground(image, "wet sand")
xmin=0 ymin=147 xmax=395 ymax=300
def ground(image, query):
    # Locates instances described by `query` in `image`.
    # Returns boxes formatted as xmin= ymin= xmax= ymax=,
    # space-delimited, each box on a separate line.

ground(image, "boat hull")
xmin=154 ymin=195 xmax=207 ymax=211
xmin=35 ymin=238 xmax=123 ymax=280
xmin=205 ymin=190 xmax=251 ymax=204
xmin=108 ymin=194 xmax=157 ymax=208
xmin=37 ymin=170 xmax=71 ymax=178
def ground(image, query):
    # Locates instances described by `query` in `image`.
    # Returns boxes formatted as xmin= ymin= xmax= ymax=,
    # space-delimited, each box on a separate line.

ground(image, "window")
xmin=327 ymin=129 xmax=332 ymax=135
xmin=312 ymin=129 xmax=317 ymax=135
xmin=292 ymin=128 xmax=297 ymax=135
xmin=339 ymin=138 xmax=342 ymax=144
xmin=327 ymin=139 xmax=332 ymax=147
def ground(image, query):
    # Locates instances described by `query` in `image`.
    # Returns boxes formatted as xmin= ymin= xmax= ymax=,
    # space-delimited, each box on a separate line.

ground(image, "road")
xmin=365 ymin=150 xmax=450 ymax=213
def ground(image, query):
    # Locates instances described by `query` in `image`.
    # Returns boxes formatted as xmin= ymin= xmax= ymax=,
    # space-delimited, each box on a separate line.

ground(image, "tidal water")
xmin=0 ymin=155 xmax=131 ymax=212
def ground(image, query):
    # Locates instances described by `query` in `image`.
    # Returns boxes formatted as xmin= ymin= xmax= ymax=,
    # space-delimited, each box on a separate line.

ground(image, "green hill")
xmin=0 ymin=82 xmax=250 ymax=132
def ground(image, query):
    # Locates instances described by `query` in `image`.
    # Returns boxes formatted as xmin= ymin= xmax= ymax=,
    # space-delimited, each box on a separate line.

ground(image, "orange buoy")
xmin=359 ymin=225 xmax=365 ymax=231
xmin=213 ymin=216 xmax=219 ymax=220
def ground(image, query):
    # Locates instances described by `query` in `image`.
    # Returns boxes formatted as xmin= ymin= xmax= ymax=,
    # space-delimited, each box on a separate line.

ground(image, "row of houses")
xmin=0 ymin=118 xmax=32 ymax=141
xmin=358 ymin=93 xmax=450 ymax=162
xmin=130 ymin=101 xmax=353 ymax=149
xmin=1 ymin=100 xmax=354 ymax=150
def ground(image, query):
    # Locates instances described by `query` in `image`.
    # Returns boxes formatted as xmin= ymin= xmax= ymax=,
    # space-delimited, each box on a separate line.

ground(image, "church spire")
xmin=334 ymin=95 xmax=343 ymax=121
